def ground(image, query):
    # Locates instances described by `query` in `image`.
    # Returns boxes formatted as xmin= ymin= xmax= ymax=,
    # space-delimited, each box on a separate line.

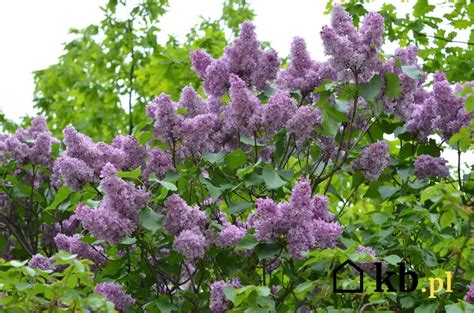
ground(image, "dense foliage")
xmin=1 ymin=2 xmax=474 ymax=312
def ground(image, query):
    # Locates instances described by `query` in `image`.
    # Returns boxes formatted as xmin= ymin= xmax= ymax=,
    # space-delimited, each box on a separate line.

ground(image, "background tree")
xmin=32 ymin=0 xmax=254 ymax=140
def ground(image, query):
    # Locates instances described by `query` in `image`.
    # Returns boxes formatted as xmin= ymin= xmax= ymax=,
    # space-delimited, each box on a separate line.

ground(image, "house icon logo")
xmin=332 ymin=260 xmax=364 ymax=293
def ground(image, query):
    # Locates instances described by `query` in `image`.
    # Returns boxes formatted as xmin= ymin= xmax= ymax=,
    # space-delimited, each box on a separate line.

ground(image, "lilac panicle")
xmin=99 ymin=163 xmax=150 ymax=222
xmin=54 ymin=233 xmax=107 ymax=267
xmin=215 ymin=223 xmax=246 ymax=248
xmin=263 ymin=92 xmax=297 ymax=136
xmin=277 ymin=37 xmax=335 ymax=94
xmin=251 ymin=179 xmax=342 ymax=258
xmin=464 ymin=282 xmax=474 ymax=304
xmin=112 ymin=135 xmax=146 ymax=169
xmin=28 ymin=254 xmax=55 ymax=271
xmin=142 ymin=147 xmax=174 ymax=180
xmin=352 ymin=141 xmax=390 ymax=181
xmin=190 ymin=49 xmax=214 ymax=79
xmin=178 ymin=86 xmax=207 ymax=117
xmin=163 ymin=194 xmax=207 ymax=236
xmin=210 ymin=279 xmax=241 ymax=313
xmin=147 ymin=94 xmax=183 ymax=144
xmin=286 ymin=105 xmax=321 ymax=145
xmin=75 ymin=204 xmax=135 ymax=244
xmin=227 ymin=73 xmax=262 ymax=134
xmin=203 ymin=59 xmax=230 ymax=97
xmin=321 ymin=5 xmax=383 ymax=79
xmin=95 ymin=282 xmax=135 ymax=311
xmin=181 ymin=113 xmax=222 ymax=156
xmin=173 ymin=228 xmax=209 ymax=260
xmin=433 ymin=72 xmax=470 ymax=139
xmin=52 ymin=156 xmax=94 ymax=191
xmin=414 ymin=155 xmax=449 ymax=180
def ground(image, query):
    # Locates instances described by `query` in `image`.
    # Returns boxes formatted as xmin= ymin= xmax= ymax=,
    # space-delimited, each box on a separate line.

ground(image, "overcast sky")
xmin=0 ymin=1 xmax=471 ymax=169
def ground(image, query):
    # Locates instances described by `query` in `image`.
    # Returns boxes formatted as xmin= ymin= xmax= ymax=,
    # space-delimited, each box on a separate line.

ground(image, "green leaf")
xmin=45 ymin=186 xmax=71 ymax=211
xmin=384 ymin=72 xmax=402 ymax=99
xmin=240 ymin=136 xmax=265 ymax=147
xmin=200 ymin=177 xmax=222 ymax=201
xmin=225 ymin=149 xmax=247 ymax=170
xmin=139 ymin=207 xmax=163 ymax=234
xmin=440 ymin=211 xmax=455 ymax=229
xmin=229 ymin=201 xmax=253 ymax=214
xmin=236 ymin=234 xmax=258 ymax=251
xmin=255 ymin=243 xmax=281 ymax=260
xmin=401 ymin=65 xmax=423 ymax=80
xmin=414 ymin=303 xmax=437 ymax=313
xmin=371 ymin=212 xmax=389 ymax=224
xmin=295 ymin=281 xmax=316 ymax=295
xmin=358 ymin=75 xmax=381 ymax=101
xmin=384 ymin=255 xmax=402 ymax=265
xmin=203 ymin=151 xmax=225 ymax=164
xmin=413 ymin=0 xmax=435 ymax=17
xmin=465 ymin=95 xmax=474 ymax=113
xmin=261 ymin=164 xmax=287 ymax=189
xmin=378 ymin=186 xmax=400 ymax=200
xmin=10 ymin=260 xmax=28 ymax=267
xmin=149 ymin=174 xmax=177 ymax=191
xmin=223 ymin=286 xmax=237 ymax=303
xmin=117 ymin=167 xmax=141 ymax=179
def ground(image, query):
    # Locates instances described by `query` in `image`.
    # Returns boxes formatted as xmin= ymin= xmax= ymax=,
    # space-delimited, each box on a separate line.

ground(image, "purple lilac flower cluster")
xmin=191 ymin=21 xmax=279 ymax=96
xmin=54 ymin=233 xmax=107 ymax=267
xmin=209 ymin=278 xmax=241 ymax=313
xmin=320 ymin=4 xmax=384 ymax=80
xmin=163 ymin=194 xmax=209 ymax=260
xmin=248 ymin=179 xmax=342 ymax=259
xmin=94 ymin=282 xmax=135 ymax=311
xmin=28 ymin=253 xmax=56 ymax=271
xmin=414 ymin=155 xmax=449 ymax=181
xmin=75 ymin=163 xmax=150 ymax=244
xmin=0 ymin=116 xmax=58 ymax=168
xmin=465 ymin=282 xmax=474 ymax=304
xmin=352 ymin=141 xmax=390 ymax=181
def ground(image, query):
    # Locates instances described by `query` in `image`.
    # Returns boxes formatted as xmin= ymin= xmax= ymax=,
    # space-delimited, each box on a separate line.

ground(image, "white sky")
xmin=0 ymin=0 xmax=471 ymax=169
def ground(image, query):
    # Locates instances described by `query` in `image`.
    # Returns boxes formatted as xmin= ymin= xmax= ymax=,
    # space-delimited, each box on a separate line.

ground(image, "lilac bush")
xmin=0 ymin=3 xmax=473 ymax=312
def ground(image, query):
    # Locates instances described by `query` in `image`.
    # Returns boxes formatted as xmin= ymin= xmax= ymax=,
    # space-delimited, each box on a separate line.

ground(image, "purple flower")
xmin=263 ymin=92 xmax=297 ymax=136
xmin=251 ymin=179 xmax=343 ymax=258
xmin=99 ymin=163 xmax=150 ymax=222
xmin=352 ymin=141 xmax=390 ymax=181
xmin=146 ymin=94 xmax=183 ymax=145
xmin=181 ymin=113 xmax=222 ymax=156
xmin=227 ymin=74 xmax=262 ymax=135
xmin=75 ymin=204 xmax=135 ymax=244
xmin=178 ymin=86 xmax=207 ymax=117
xmin=190 ymin=49 xmax=214 ymax=79
xmin=95 ymin=282 xmax=135 ymax=311
xmin=286 ymin=105 xmax=321 ymax=145
xmin=163 ymin=194 xmax=207 ymax=236
xmin=112 ymin=135 xmax=146 ymax=169
xmin=52 ymin=156 xmax=95 ymax=191
xmin=464 ymin=282 xmax=474 ymax=304
xmin=277 ymin=37 xmax=335 ymax=94
xmin=224 ymin=21 xmax=279 ymax=91
xmin=318 ymin=136 xmax=338 ymax=162
xmin=203 ymin=58 xmax=230 ymax=97
xmin=209 ymin=279 xmax=241 ymax=313
xmin=28 ymin=254 xmax=55 ymax=271
xmin=414 ymin=155 xmax=449 ymax=181
xmin=215 ymin=223 xmax=246 ymax=248
xmin=54 ymin=233 xmax=107 ymax=267
xmin=173 ymin=228 xmax=209 ymax=260
xmin=321 ymin=5 xmax=383 ymax=79
xmin=433 ymin=72 xmax=471 ymax=139
xmin=142 ymin=147 xmax=174 ymax=180
xmin=406 ymin=96 xmax=437 ymax=141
